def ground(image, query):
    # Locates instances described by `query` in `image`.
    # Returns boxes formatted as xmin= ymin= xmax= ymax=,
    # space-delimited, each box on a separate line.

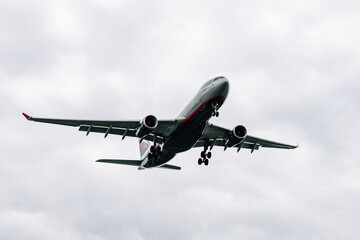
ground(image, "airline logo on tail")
xmin=139 ymin=140 xmax=151 ymax=159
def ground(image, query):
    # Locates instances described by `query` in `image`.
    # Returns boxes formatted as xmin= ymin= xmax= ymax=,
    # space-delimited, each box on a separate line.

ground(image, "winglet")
xmin=22 ymin=113 xmax=31 ymax=120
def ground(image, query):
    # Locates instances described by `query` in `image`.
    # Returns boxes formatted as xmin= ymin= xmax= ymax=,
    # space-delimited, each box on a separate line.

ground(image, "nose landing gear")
xmin=211 ymin=103 xmax=220 ymax=117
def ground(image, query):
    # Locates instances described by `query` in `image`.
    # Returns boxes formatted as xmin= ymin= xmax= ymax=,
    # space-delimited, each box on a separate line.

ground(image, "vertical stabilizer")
xmin=139 ymin=139 xmax=151 ymax=159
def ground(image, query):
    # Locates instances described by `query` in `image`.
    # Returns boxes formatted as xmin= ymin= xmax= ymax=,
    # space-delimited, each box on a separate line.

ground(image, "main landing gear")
xmin=148 ymin=145 xmax=161 ymax=160
xmin=198 ymin=151 xmax=211 ymax=166
xmin=198 ymin=140 xmax=212 ymax=166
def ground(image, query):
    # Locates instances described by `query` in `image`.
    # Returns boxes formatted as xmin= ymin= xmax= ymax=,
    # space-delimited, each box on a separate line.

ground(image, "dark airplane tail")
xmin=139 ymin=139 xmax=151 ymax=159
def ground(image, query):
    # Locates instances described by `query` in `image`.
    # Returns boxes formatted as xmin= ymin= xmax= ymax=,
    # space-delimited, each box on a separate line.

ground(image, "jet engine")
xmin=136 ymin=115 xmax=158 ymax=138
xmin=225 ymin=125 xmax=247 ymax=148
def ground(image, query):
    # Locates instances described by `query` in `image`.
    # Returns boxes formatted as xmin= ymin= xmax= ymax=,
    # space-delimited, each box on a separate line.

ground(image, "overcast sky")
xmin=1 ymin=0 xmax=360 ymax=239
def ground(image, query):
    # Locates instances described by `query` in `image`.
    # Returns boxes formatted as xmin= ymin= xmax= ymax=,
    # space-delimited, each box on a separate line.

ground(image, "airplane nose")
xmin=218 ymin=78 xmax=229 ymax=97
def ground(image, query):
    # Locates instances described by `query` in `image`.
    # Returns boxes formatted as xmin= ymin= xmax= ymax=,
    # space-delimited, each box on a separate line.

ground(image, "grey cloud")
xmin=1 ymin=0 xmax=360 ymax=239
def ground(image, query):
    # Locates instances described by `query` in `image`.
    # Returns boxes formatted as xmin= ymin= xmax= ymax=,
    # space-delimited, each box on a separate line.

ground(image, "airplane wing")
xmin=194 ymin=123 xmax=298 ymax=152
xmin=22 ymin=113 xmax=179 ymax=143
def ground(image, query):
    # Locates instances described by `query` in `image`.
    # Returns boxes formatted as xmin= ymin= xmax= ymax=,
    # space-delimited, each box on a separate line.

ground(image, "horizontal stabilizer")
xmin=159 ymin=164 xmax=181 ymax=170
xmin=96 ymin=159 xmax=181 ymax=170
xmin=96 ymin=159 xmax=142 ymax=166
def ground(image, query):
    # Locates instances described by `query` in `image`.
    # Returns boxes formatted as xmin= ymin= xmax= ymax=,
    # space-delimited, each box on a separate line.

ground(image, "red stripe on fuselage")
xmin=180 ymin=96 xmax=225 ymax=124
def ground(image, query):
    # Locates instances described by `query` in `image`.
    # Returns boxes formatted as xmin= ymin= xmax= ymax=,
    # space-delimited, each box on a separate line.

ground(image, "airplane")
xmin=22 ymin=76 xmax=297 ymax=170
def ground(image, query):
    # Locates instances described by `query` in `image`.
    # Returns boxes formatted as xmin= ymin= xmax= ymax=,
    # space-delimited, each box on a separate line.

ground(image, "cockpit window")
xmin=200 ymin=80 xmax=212 ymax=89
xmin=200 ymin=77 xmax=224 ymax=90
xmin=213 ymin=76 xmax=224 ymax=81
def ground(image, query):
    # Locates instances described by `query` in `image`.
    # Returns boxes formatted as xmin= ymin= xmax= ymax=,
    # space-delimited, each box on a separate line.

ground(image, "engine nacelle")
xmin=136 ymin=115 xmax=158 ymax=138
xmin=225 ymin=125 xmax=247 ymax=148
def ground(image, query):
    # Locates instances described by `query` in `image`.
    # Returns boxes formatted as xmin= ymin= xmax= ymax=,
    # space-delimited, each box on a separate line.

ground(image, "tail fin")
xmin=139 ymin=139 xmax=151 ymax=159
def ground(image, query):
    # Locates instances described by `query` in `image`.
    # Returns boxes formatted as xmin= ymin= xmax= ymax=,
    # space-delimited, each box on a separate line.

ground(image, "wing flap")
xmin=193 ymin=139 xmax=261 ymax=150
xmin=79 ymin=125 xmax=165 ymax=143
xmin=79 ymin=125 xmax=137 ymax=137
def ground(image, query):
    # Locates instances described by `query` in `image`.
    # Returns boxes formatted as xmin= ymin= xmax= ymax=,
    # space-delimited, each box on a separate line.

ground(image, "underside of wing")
xmin=244 ymin=135 xmax=298 ymax=149
xmin=22 ymin=113 xmax=179 ymax=143
xmin=193 ymin=139 xmax=262 ymax=151
xmin=195 ymin=123 xmax=297 ymax=152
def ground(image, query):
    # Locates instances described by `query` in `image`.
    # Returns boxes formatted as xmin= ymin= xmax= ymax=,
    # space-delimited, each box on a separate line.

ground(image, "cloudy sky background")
xmin=1 ymin=0 xmax=360 ymax=239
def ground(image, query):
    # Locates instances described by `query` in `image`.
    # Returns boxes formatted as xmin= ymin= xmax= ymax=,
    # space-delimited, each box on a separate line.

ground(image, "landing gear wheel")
xmin=215 ymin=112 xmax=219 ymax=117
xmin=204 ymin=159 xmax=209 ymax=166
xmin=198 ymin=141 xmax=213 ymax=166
xmin=150 ymin=146 xmax=155 ymax=153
